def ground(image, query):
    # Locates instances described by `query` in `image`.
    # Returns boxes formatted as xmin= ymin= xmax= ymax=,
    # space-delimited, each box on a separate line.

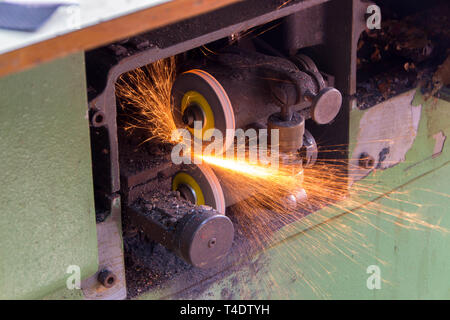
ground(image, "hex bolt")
xmin=97 ymin=269 xmax=117 ymax=288
xmin=359 ymin=152 xmax=375 ymax=169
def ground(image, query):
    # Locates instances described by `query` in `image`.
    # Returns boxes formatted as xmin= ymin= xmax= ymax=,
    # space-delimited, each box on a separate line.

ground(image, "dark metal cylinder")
xmin=174 ymin=212 xmax=234 ymax=268
xmin=267 ymin=112 xmax=305 ymax=154
xmin=128 ymin=205 xmax=234 ymax=269
xmin=97 ymin=269 xmax=117 ymax=288
xmin=202 ymin=65 xmax=279 ymax=129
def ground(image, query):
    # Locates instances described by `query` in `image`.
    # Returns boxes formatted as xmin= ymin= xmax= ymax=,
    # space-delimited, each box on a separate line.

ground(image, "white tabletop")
xmin=0 ymin=0 xmax=171 ymax=54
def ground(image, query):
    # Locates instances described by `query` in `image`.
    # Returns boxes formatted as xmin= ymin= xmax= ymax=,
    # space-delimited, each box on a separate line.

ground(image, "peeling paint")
xmin=351 ymin=89 xmax=422 ymax=180
xmin=432 ymin=131 xmax=446 ymax=158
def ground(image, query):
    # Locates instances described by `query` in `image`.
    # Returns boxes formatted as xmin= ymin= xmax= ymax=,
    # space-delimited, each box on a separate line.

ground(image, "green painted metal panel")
xmin=0 ymin=53 xmax=98 ymax=299
xmin=42 ymin=286 xmax=85 ymax=300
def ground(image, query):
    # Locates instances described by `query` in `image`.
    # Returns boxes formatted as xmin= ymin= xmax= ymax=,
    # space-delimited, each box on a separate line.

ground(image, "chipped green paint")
xmin=0 ymin=53 xmax=98 ymax=299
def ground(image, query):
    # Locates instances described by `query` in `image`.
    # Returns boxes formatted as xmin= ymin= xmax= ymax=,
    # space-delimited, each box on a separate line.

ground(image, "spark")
xmin=197 ymin=154 xmax=281 ymax=177
xmin=116 ymin=57 xmax=179 ymax=145
xmin=277 ymin=0 xmax=293 ymax=10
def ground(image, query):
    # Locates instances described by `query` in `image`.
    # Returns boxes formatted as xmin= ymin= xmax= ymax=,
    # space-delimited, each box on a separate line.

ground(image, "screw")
xmin=359 ymin=152 xmax=375 ymax=169
xmin=97 ymin=269 xmax=117 ymax=288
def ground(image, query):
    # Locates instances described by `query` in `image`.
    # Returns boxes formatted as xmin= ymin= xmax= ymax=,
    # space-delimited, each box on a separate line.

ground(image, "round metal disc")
xmin=175 ymin=212 xmax=234 ymax=268
xmin=171 ymin=69 xmax=235 ymax=153
xmin=172 ymin=164 xmax=226 ymax=214
xmin=311 ymin=87 xmax=342 ymax=125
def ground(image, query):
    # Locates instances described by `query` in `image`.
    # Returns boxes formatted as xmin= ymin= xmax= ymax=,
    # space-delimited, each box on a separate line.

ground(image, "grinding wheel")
xmin=171 ymin=69 xmax=235 ymax=152
xmin=172 ymin=164 xmax=226 ymax=214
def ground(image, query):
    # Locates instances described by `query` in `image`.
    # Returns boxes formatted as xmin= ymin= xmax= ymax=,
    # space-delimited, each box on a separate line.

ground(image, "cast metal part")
xmin=172 ymin=49 xmax=333 ymax=151
xmin=214 ymin=49 xmax=342 ymax=126
xmin=217 ymin=48 xmax=319 ymax=122
xmin=170 ymin=50 xmax=338 ymax=170
xmin=292 ymin=54 xmax=326 ymax=89
xmin=292 ymin=54 xmax=343 ymax=125
xmin=267 ymin=112 xmax=305 ymax=154
xmin=127 ymin=202 xmax=234 ymax=269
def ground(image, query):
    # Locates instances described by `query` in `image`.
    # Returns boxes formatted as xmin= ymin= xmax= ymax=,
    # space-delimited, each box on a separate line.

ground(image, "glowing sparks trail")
xmin=116 ymin=57 xmax=179 ymax=145
xmin=197 ymin=154 xmax=280 ymax=178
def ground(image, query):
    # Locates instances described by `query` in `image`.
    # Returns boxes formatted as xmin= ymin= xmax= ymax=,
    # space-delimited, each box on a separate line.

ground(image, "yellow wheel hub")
xmin=181 ymin=91 xmax=215 ymax=140
xmin=172 ymin=171 xmax=205 ymax=206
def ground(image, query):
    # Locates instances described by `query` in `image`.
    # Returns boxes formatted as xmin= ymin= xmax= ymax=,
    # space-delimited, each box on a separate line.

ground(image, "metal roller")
xmin=127 ymin=165 xmax=232 ymax=269
xmin=171 ymin=69 xmax=236 ymax=152
xmin=128 ymin=199 xmax=234 ymax=269
xmin=172 ymin=164 xmax=226 ymax=213
xmin=172 ymin=163 xmax=257 ymax=209
xmin=174 ymin=211 xmax=234 ymax=268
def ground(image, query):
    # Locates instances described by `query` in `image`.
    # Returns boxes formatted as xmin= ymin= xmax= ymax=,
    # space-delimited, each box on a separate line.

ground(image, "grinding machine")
xmin=82 ymin=0 xmax=366 ymax=296
xmin=103 ymin=45 xmax=344 ymax=270
xmin=2 ymin=0 xmax=448 ymax=300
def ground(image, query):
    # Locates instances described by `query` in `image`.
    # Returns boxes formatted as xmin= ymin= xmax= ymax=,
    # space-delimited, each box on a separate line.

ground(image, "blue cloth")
xmin=0 ymin=2 xmax=67 ymax=31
